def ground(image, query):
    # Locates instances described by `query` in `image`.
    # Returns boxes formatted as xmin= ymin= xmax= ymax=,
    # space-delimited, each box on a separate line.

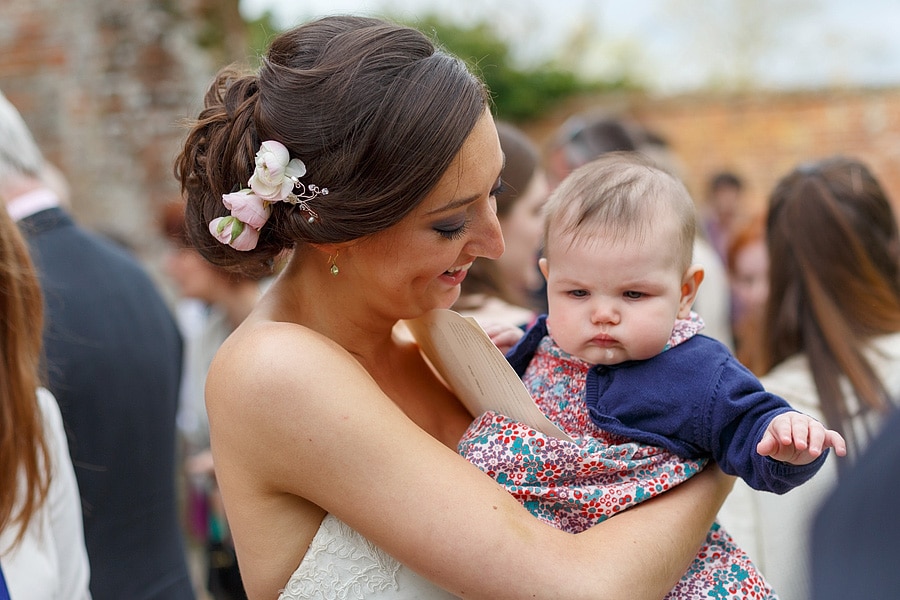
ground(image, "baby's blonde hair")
xmin=542 ymin=151 xmax=697 ymax=272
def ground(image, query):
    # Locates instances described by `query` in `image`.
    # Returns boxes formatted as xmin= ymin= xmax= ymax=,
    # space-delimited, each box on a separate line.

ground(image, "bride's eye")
xmin=434 ymin=218 xmax=470 ymax=240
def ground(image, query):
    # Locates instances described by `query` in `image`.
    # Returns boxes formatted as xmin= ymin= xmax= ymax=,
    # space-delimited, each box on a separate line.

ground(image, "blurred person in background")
xmin=545 ymin=113 xmax=654 ymax=189
xmin=454 ymin=121 xmax=548 ymax=332
xmin=701 ymin=171 xmax=748 ymax=264
xmin=0 ymin=89 xmax=195 ymax=599
xmin=161 ymin=201 xmax=267 ymax=600
xmin=726 ymin=214 xmax=769 ymax=373
xmin=716 ymin=156 xmax=900 ymax=600
xmin=545 ymin=112 xmax=733 ymax=348
xmin=0 ymin=197 xmax=90 ymax=599
xmin=810 ymin=400 xmax=900 ymax=600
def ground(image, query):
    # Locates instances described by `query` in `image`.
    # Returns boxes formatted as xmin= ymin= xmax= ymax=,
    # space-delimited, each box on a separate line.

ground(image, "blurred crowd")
xmin=1 ymin=41 xmax=899 ymax=600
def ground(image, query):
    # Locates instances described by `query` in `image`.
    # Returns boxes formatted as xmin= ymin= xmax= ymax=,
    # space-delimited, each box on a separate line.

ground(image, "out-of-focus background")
xmin=3 ymin=0 xmax=900 ymax=268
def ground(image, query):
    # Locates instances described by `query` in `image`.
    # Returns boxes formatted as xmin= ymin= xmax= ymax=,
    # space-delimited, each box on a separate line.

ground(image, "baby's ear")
xmin=538 ymin=257 xmax=550 ymax=279
xmin=678 ymin=264 xmax=704 ymax=319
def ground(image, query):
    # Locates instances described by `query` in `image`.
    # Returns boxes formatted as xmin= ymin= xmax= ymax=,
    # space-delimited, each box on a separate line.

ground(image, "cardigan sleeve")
xmin=705 ymin=356 xmax=827 ymax=492
xmin=585 ymin=336 xmax=827 ymax=493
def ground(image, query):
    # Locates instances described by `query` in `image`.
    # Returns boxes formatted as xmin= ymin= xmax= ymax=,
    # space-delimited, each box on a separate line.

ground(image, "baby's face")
xmin=541 ymin=222 xmax=695 ymax=365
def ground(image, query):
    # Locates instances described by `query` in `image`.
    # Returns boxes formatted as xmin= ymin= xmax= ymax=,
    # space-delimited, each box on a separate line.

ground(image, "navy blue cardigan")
xmin=506 ymin=315 xmax=827 ymax=493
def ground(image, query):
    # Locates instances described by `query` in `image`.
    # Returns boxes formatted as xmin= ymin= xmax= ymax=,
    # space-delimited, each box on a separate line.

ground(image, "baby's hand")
xmin=481 ymin=322 xmax=525 ymax=355
xmin=756 ymin=411 xmax=848 ymax=465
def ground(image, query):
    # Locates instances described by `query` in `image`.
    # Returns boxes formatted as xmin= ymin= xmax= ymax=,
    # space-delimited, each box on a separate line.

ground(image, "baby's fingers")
xmin=756 ymin=430 xmax=777 ymax=456
xmin=771 ymin=413 xmax=809 ymax=450
xmin=799 ymin=419 xmax=848 ymax=458
xmin=806 ymin=422 xmax=826 ymax=457
xmin=482 ymin=323 xmax=524 ymax=351
xmin=824 ymin=429 xmax=848 ymax=457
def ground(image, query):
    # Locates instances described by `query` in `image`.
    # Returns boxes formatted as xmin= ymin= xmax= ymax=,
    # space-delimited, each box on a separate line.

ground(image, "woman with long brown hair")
xmin=718 ymin=156 xmax=900 ymax=600
xmin=0 ymin=204 xmax=89 ymax=598
xmin=762 ymin=157 xmax=900 ymax=445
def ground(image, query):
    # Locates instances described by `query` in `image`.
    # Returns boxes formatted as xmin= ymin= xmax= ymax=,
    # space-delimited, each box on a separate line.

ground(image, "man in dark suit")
xmin=0 ymin=91 xmax=196 ymax=599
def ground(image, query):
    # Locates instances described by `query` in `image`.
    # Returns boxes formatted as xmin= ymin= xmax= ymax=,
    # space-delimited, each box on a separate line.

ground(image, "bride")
xmin=175 ymin=14 xmax=734 ymax=599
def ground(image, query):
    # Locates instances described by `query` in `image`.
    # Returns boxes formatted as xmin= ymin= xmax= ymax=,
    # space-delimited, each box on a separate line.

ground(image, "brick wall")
xmin=527 ymin=87 xmax=900 ymax=218
xmin=0 ymin=0 xmax=245 ymax=261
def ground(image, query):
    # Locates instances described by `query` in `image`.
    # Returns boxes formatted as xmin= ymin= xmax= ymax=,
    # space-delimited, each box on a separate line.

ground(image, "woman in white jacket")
xmin=717 ymin=156 xmax=900 ymax=600
xmin=0 ymin=204 xmax=90 ymax=598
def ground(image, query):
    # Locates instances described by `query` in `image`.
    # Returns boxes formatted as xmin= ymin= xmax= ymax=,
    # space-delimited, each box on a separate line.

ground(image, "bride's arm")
xmin=210 ymin=326 xmax=733 ymax=600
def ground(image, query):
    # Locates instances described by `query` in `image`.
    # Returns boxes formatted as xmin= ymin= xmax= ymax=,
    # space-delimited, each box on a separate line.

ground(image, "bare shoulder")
xmin=206 ymin=319 xmax=381 ymax=461
xmin=205 ymin=318 xmax=419 ymax=501
xmin=210 ymin=318 xmax=358 ymax=390
xmin=210 ymin=318 xmax=377 ymax=404
xmin=204 ymin=319 xmax=392 ymax=597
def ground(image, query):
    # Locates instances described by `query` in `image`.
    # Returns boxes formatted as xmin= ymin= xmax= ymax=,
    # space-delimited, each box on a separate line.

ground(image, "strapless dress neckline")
xmin=278 ymin=514 xmax=459 ymax=599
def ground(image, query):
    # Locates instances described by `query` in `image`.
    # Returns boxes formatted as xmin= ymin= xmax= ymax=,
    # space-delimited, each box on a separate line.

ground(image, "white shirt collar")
xmin=5 ymin=188 xmax=61 ymax=222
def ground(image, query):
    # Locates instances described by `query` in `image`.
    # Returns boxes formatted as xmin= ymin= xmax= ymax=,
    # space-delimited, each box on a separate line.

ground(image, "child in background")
xmin=726 ymin=214 xmax=770 ymax=373
xmin=459 ymin=151 xmax=846 ymax=599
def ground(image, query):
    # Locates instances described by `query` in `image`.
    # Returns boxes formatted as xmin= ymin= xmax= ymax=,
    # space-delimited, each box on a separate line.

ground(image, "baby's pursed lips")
xmin=591 ymin=332 xmax=617 ymax=344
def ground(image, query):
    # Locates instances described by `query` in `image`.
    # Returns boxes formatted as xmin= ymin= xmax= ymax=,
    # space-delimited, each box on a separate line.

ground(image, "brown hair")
xmin=159 ymin=200 xmax=263 ymax=284
xmin=708 ymin=171 xmax=743 ymax=196
xmin=0 ymin=206 xmax=50 ymax=547
xmin=459 ymin=121 xmax=541 ymax=306
xmin=762 ymin=156 xmax=900 ymax=450
xmin=175 ymin=16 xmax=489 ymax=278
xmin=543 ymin=151 xmax=696 ymax=273
xmin=493 ymin=122 xmax=541 ymax=220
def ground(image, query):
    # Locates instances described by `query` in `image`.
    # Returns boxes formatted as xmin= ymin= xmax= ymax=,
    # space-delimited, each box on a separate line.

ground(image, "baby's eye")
xmin=569 ymin=289 xmax=589 ymax=298
xmin=624 ymin=291 xmax=643 ymax=300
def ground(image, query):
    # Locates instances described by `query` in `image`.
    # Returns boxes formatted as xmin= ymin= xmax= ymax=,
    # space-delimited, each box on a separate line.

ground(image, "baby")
xmin=459 ymin=151 xmax=846 ymax=599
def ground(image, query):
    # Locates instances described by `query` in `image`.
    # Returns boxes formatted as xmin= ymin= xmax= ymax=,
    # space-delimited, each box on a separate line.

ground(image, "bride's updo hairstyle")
xmin=175 ymin=15 xmax=489 ymax=277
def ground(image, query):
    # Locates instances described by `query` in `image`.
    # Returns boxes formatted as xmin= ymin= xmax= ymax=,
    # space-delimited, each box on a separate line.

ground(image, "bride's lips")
xmin=440 ymin=261 xmax=473 ymax=285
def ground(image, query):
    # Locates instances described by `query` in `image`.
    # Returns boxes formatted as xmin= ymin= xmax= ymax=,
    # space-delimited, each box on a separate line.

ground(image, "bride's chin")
xmin=427 ymin=290 xmax=461 ymax=312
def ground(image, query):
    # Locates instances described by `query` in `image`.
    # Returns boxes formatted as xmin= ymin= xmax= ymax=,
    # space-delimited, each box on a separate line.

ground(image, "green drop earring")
xmin=328 ymin=252 xmax=339 ymax=276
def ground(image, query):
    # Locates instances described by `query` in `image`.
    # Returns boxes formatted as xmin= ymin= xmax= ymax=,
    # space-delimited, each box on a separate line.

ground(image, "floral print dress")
xmin=458 ymin=319 xmax=778 ymax=599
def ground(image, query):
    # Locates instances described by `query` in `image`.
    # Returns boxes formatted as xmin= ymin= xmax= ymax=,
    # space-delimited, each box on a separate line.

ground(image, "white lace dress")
xmin=278 ymin=514 xmax=460 ymax=599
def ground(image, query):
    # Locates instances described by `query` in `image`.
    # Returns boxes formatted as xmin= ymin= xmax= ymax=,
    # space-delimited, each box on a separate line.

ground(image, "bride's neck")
xmin=269 ymin=257 xmax=404 ymax=365
xmin=269 ymin=262 xmax=471 ymax=445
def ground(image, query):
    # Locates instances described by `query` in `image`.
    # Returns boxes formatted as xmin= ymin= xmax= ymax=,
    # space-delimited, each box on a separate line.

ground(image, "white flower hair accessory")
xmin=209 ymin=140 xmax=328 ymax=251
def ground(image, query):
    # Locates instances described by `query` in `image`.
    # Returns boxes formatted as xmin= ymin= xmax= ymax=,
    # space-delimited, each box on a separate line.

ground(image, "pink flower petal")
xmin=208 ymin=215 xmax=260 ymax=251
xmin=222 ymin=189 xmax=270 ymax=229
